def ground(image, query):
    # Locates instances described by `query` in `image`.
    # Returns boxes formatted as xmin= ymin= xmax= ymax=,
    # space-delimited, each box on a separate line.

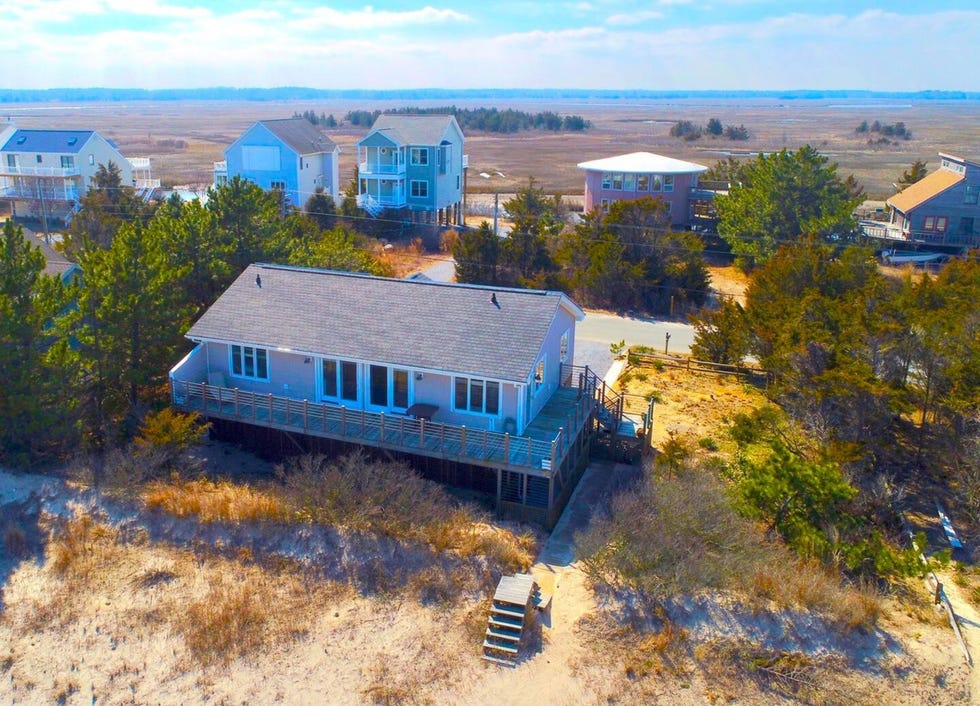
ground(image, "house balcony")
xmin=359 ymin=161 xmax=406 ymax=177
xmin=0 ymin=165 xmax=80 ymax=178
xmin=169 ymin=347 xmax=597 ymax=481
xmin=860 ymin=220 xmax=906 ymax=241
xmin=213 ymin=161 xmax=228 ymax=186
xmin=0 ymin=179 xmax=80 ymax=202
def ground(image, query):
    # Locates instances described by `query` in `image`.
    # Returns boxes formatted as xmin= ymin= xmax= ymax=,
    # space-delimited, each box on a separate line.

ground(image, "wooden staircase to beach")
xmin=482 ymin=573 xmax=538 ymax=666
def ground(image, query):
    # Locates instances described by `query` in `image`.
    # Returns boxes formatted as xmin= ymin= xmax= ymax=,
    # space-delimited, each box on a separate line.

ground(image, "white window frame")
xmin=88 ymin=154 xmax=95 ymax=166
xmin=230 ymin=344 xmax=270 ymax=381
xmin=5 ymin=154 xmax=15 ymax=169
xmin=61 ymin=156 xmax=74 ymax=169
xmin=270 ymin=180 xmax=286 ymax=192
xmin=663 ymin=175 xmax=674 ymax=193
xmin=601 ymin=172 xmax=612 ymax=189
xmin=559 ymin=331 xmax=570 ymax=364
xmin=320 ymin=358 xmax=359 ymax=404
xmin=600 ymin=198 xmax=610 ymax=213
xmin=410 ymin=147 xmax=428 ymax=166
xmin=923 ymin=216 xmax=936 ymax=231
xmin=410 ymin=180 xmax=428 ymax=198
xmin=452 ymin=377 xmax=501 ymax=416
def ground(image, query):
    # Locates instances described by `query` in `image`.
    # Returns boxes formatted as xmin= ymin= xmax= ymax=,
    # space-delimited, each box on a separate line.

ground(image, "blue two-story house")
xmin=215 ymin=119 xmax=340 ymax=210
xmin=356 ymin=115 xmax=466 ymax=226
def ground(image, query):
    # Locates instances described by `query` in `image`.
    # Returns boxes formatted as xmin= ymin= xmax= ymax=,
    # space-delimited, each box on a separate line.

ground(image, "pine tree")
xmin=0 ymin=220 xmax=70 ymax=464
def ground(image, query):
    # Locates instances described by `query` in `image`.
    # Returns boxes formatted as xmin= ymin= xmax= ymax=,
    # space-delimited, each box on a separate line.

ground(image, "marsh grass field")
xmin=5 ymin=96 xmax=980 ymax=198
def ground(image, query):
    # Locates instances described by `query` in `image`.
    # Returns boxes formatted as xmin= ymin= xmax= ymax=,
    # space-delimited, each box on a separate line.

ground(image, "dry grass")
xmin=143 ymin=476 xmax=291 ymax=523
xmin=49 ymin=513 xmax=126 ymax=580
xmin=277 ymin=451 xmax=538 ymax=572
xmin=175 ymin=569 xmax=318 ymax=666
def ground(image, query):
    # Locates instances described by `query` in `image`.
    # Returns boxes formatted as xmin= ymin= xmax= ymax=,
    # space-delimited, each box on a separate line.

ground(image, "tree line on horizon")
xmin=345 ymin=106 xmax=591 ymax=133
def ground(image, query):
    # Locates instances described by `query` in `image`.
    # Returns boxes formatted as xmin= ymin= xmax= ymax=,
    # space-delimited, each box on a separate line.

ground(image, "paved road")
xmin=578 ymin=311 xmax=696 ymax=354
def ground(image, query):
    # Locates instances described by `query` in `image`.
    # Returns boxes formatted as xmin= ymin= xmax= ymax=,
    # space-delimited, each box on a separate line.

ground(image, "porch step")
xmin=487 ymin=612 xmax=524 ymax=629
xmin=490 ymin=602 xmax=525 ymax=619
xmin=483 ymin=637 xmax=519 ymax=655
xmin=486 ymin=625 xmax=522 ymax=643
xmin=481 ymin=653 xmax=518 ymax=668
xmin=482 ymin=573 xmax=537 ymax=665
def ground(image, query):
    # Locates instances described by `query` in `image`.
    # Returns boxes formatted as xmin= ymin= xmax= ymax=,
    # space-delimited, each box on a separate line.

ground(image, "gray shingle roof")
xmin=187 ymin=264 xmax=580 ymax=383
xmin=258 ymin=119 xmax=336 ymax=156
xmin=1 ymin=129 xmax=95 ymax=154
xmin=368 ymin=115 xmax=458 ymax=146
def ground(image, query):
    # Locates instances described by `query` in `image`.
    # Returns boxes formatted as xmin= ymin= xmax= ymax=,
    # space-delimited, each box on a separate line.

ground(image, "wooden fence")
xmin=628 ymin=349 xmax=769 ymax=383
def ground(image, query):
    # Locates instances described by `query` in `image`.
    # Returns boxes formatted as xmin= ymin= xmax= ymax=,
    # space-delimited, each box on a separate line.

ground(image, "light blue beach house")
xmin=169 ymin=263 xmax=611 ymax=527
xmin=215 ymin=119 xmax=340 ymax=210
xmin=356 ymin=114 xmax=466 ymax=225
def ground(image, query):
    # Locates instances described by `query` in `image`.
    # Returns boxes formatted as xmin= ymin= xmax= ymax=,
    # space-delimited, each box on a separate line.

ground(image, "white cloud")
xmin=1 ymin=6 xmax=979 ymax=90
xmin=298 ymin=5 xmax=470 ymax=31
xmin=606 ymin=10 xmax=664 ymax=25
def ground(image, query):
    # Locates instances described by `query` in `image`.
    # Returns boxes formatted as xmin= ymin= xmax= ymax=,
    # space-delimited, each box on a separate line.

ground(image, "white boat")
xmin=881 ymin=250 xmax=945 ymax=265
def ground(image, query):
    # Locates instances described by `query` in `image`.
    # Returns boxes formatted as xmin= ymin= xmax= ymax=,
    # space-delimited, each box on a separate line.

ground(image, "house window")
xmin=559 ymin=331 xmax=569 ymax=363
xmin=270 ymin=181 xmax=286 ymax=192
xmin=935 ymin=216 xmax=948 ymax=232
xmin=230 ymin=345 xmax=269 ymax=381
xmin=393 ymin=369 xmax=409 ymax=409
xmin=960 ymin=217 xmax=975 ymax=235
xmin=456 ymin=175 xmax=460 ymax=190
xmin=61 ymin=156 xmax=74 ymax=169
xmin=663 ymin=175 xmax=674 ymax=192
xmin=637 ymin=175 xmax=649 ymax=191
xmin=453 ymin=377 xmax=500 ymax=415
xmin=611 ymin=173 xmax=623 ymax=190
xmin=411 ymin=180 xmax=428 ymax=198
xmin=89 ymin=154 xmax=95 ymax=166
xmin=601 ymin=173 xmax=612 ymax=189
xmin=600 ymin=198 xmax=610 ymax=213
xmin=923 ymin=216 xmax=936 ymax=231
xmin=650 ymin=175 xmax=662 ymax=192
xmin=965 ymin=185 xmax=978 ymax=205
xmin=321 ymin=358 xmax=358 ymax=402
xmin=533 ymin=357 xmax=546 ymax=395
xmin=410 ymin=147 xmax=428 ymax=166
xmin=36 ymin=154 xmax=42 ymax=164
xmin=624 ymin=173 xmax=636 ymax=191
xmin=439 ymin=145 xmax=451 ymax=174
xmin=5 ymin=155 xmax=15 ymax=168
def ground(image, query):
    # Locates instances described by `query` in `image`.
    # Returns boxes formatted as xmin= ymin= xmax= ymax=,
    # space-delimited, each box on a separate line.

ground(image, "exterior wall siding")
xmin=195 ymin=342 xmax=523 ymax=431
xmin=904 ymin=172 xmax=980 ymax=245
xmin=582 ymin=169 xmax=696 ymax=226
xmin=528 ymin=306 xmax=578 ymax=422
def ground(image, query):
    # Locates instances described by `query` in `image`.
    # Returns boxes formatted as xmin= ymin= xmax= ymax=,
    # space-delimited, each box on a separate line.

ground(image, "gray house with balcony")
xmin=169 ymin=264 xmax=607 ymax=527
xmin=356 ymin=115 xmax=466 ymax=226
xmin=0 ymin=128 xmax=155 ymax=222
xmin=861 ymin=152 xmax=980 ymax=248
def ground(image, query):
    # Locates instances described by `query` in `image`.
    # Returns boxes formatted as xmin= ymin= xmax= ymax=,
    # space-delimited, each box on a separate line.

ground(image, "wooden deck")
xmin=172 ymin=380 xmax=594 ymax=478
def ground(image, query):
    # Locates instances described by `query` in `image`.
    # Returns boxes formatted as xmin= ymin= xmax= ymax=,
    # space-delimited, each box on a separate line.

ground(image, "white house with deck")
xmin=0 ymin=127 xmax=157 ymax=221
xmin=169 ymin=264 xmax=611 ymax=527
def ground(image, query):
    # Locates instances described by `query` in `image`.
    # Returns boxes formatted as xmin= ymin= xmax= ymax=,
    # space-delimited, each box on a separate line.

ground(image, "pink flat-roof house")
xmin=577 ymin=152 xmax=708 ymax=226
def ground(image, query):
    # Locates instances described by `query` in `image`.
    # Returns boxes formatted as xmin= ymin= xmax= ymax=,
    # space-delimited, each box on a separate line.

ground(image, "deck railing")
xmin=172 ymin=379 xmax=567 ymax=476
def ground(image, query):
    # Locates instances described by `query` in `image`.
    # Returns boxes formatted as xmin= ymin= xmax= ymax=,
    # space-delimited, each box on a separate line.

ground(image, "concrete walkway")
xmin=531 ymin=460 xmax=637 ymax=628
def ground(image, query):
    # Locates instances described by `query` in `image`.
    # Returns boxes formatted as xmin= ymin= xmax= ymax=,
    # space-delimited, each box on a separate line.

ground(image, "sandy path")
xmin=933 ymin=572 xmax=980 ymax=701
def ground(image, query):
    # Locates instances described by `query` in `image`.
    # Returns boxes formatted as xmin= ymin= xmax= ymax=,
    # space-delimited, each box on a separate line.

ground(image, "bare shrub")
xmin=578 ymin=466 xmax=763 ymax=600
xmin=143 ymin=477 xmax=290 ymax=523
xmin=278 ymin=452 xmax=536 ymax=570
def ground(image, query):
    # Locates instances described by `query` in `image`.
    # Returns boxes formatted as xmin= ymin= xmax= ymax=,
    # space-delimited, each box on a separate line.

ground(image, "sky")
xmin=3 ymin=1 xmax=979 ymax=91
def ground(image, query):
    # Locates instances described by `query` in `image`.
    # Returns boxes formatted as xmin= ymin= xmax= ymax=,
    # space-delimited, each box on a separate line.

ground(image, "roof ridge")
xmin=251 ymin=262 xmax=561 ymax=297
